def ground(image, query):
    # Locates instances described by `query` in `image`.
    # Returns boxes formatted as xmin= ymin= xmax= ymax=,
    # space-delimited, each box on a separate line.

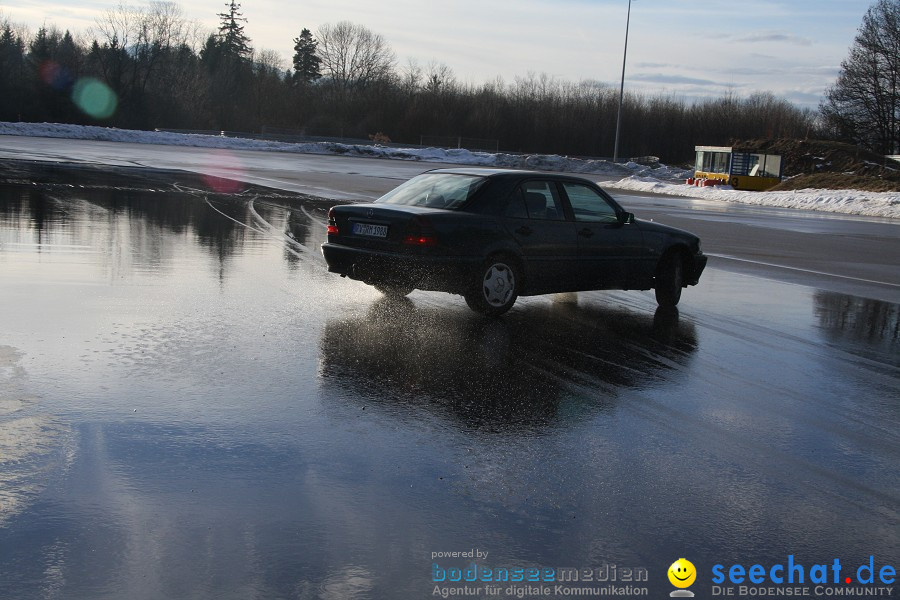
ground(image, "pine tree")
xmin=291 ymin=28 xmax=321 ymax=85
xmin=216 ymin=0 xmax=252 ymax=60
xmin=29 ymin=27 xmax=53 ymax=64
xmin=0 ymin=24 xmax=27 ymax=120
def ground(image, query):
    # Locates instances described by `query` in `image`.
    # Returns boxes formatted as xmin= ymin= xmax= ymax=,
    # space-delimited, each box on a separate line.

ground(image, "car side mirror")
xmin=620 ymin=212 xmax=635 ymax=225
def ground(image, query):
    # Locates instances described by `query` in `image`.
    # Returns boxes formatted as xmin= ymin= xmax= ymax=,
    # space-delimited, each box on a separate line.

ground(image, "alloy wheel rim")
xmin=482 ymin=264 xmax=514 ymax=306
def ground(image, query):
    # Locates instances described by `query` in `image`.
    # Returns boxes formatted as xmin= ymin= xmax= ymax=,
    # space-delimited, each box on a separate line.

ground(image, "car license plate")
xmin=352 ymin=222 xmax=388 ymax=238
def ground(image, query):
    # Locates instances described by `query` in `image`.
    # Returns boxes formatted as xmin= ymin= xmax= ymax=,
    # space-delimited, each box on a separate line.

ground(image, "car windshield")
xmin=375 ymin=173 xmax=488 ymax=209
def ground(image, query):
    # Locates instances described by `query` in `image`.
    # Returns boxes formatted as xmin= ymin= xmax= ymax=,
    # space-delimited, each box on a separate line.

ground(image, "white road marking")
xmin=707 ymin=253 xmax=900 ymax=288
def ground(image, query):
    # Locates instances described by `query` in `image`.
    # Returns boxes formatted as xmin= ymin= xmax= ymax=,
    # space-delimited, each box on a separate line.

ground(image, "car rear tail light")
xmin=402 ymin=234 xmax=437 ymax=246
xmin=327 ymin=208 xmax=338 ymax=235
xmin=402 ymin=215 xmax=436 ymax=246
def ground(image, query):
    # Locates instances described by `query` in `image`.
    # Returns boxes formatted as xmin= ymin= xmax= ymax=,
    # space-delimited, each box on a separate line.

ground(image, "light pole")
xmin=612 ymin=0 xmax=632 ymax=163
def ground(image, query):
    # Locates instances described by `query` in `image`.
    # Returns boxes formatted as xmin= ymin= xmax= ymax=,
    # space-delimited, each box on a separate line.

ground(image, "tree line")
xmin=0 ymin=1 xmax=893 ymax=162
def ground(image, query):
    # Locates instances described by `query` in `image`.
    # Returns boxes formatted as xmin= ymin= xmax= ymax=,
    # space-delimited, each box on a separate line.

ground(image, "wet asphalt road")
xmin=0 ymin=156 xmax=897 ymax=599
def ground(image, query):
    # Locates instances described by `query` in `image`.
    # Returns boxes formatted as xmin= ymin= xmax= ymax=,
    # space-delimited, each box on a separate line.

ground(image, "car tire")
xmin=464 ymin=257 xmax=520 ymax=316
xmin=655 ymin=252 xmax=684 ymax=308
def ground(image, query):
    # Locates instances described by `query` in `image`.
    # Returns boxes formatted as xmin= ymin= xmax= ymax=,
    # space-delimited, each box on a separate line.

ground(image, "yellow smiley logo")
xmin=668 ymin=558 xmax=697 ymax=588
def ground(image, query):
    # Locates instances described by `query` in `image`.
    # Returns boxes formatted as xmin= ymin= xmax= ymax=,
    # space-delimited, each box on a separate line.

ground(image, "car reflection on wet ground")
xmin=319 ymin=298 xmax=698 ymax=430
xmin=0 ymin=162 xmax=897 ymax=599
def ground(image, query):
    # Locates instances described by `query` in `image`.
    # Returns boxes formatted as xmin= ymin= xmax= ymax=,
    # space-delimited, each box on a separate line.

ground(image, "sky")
xmin=3 ymin=0 xmax=869 ymax=108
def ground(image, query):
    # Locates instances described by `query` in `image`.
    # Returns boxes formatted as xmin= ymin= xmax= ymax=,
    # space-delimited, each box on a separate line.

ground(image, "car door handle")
xmin=515 ymin=226 xmax=533 ymax=235
xmin=578 ymin=228 xmax=595 ymax=238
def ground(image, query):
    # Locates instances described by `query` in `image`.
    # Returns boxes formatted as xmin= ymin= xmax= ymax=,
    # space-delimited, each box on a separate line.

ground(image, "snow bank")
xmin=1 ymin=122 xmax=897 ymax=218
xmin=608 ymin=176 xmax=900 ymax=219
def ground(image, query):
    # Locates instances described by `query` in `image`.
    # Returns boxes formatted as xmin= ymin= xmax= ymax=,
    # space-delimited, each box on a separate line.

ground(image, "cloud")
xmin=735 ymin=31 xmax=813 ymax=46
xmin=728 ymin=66 xmax=781 ymax=76
xmin=635 ymin=62 xmax=681 ymax=69
xmin=781 ymin=89 xmax=829 ymax=106
xmin=629 ymin=73 xmax=723 ymax=86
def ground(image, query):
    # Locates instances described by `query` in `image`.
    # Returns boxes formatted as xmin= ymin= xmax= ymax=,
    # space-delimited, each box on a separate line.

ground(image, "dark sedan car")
xmin=322 ymin=168 xmax=707 ymax=315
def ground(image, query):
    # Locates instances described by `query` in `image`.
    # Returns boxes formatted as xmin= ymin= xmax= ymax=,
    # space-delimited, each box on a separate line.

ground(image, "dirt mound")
xmin=731 ymin=138 xmax=900 ymax=192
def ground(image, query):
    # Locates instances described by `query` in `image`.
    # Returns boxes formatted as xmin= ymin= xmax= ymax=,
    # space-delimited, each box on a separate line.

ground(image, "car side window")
xmin=519 ymin=181 xmax=565 ymax=221
xmin=563 ymin=183 xmax=619 ymax=223
xmin=504 ymin=188 xmax=529 ymax=218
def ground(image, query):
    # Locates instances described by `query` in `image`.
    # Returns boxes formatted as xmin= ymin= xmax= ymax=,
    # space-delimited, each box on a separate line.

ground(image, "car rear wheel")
xmin=464 ymin=257 xmax=520 ymax=316
xmin=655 ymin=252 xmax=684 ymax=307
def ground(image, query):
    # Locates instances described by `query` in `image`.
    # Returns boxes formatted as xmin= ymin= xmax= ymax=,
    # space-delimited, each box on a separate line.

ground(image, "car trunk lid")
xmin=328 ymin=204 xmax=442 ymax=251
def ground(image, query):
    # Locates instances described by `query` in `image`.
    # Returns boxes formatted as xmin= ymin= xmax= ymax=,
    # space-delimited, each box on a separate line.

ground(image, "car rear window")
xmin=375 ymin=173 xmax=488 ymax=209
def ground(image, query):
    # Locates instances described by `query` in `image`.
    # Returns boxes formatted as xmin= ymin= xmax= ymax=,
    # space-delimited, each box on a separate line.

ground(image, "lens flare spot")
xmin=39 ymin=61 xmax=73 ymax=90
xmin=72 ymin=78 xmax=118 ymax=119
xmin=200 ymin=150 xmax=246 ymax=194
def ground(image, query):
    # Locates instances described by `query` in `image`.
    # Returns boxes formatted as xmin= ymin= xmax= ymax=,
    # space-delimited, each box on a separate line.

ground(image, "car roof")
xmin=425 ymin=167 xmax=594 ymax=182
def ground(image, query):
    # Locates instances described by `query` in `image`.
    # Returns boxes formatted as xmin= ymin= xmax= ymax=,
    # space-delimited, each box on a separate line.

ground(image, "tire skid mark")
xmin=248 ymin=198 xmax=309 ymax=252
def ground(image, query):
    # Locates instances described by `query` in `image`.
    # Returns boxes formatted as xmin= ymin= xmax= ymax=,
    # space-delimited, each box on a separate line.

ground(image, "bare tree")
xmin=91 ymin=3 xmax=135 ymax=50
xmin=91 ymin=2 xmax=197 ymax=95
xmin=424 ymin=60 xmax=455 ymax=95
xmin=821 ymin=0 xmax=900 ymax=154
xmin=316 ymin=21 xmax=395 ymax=89
xmin=250 ymin=48 xmax=287 ymax=128
xmin=145 ymin=1 xmax=200 ymax=51
xmin=400 ymin=58 xmax=422 ymax=94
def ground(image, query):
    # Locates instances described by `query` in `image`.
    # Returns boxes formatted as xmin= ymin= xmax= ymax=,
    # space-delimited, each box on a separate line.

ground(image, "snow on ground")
xmin=1 ymin=122 xmax=898 ymax=219
xmin=608 ymin=176 xmax=900 ymax=219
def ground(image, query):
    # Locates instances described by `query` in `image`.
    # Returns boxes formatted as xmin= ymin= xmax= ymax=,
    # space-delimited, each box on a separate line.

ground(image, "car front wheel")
xmin=464 ymin=257 xmax=520 ymax=316
xmin=655 ymin=252 xmax=684 ymax=307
